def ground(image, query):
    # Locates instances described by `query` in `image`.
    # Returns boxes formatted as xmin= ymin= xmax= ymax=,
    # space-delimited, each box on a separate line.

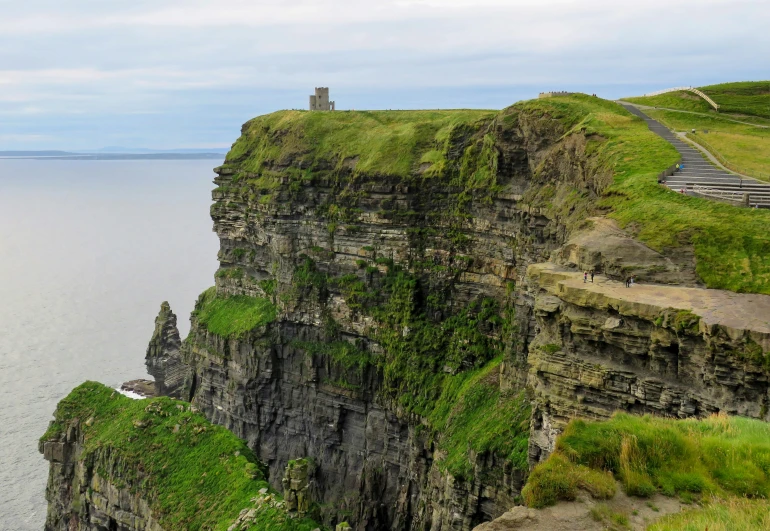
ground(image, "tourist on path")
xmin=584 ymin=271 xmax=588 ymax=283
xmin=590 ymin=270 xmax=595 ymax=283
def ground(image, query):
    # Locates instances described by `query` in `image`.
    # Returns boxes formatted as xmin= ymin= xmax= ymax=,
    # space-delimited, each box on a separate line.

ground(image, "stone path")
xmin=529 ymin=263 xmax=770 ymax=339
xmin=618 ymin=102 xmax=770 ymax=208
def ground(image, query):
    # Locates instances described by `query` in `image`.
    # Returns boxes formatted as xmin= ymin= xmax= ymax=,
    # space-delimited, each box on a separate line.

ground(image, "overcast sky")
xmin=0 ymin=0 xmax=767 ymax=150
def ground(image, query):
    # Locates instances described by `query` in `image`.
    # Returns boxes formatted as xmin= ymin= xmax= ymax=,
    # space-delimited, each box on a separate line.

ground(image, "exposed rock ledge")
xmin=525 ymin=262 xmax=770 ymax=464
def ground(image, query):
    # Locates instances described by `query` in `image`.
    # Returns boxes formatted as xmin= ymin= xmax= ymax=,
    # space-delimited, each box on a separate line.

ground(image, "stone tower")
xmin=309 ymin=87 xmax=335 ymax=111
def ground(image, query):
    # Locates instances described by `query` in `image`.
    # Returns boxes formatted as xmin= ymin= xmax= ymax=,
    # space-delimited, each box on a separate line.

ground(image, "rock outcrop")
xmin=40 ymin=414 xmax=163 ymax=531
xmin=40 ymin=382 xmax=322 ymax=531
xmin=145 ymin=302 xmax=189 ymax=399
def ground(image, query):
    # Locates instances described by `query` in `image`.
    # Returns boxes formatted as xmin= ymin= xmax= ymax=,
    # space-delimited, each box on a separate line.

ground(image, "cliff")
xmin=39 ymin=382 xmax=322 ymax=531
xmin=132 ymin=96 xmax=770 ymax=529
xmin=525 ymin=262 xmax=770 ymax=463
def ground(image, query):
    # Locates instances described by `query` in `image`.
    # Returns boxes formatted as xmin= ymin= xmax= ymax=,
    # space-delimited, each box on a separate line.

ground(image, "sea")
xmin=0 ymin=159 xmax=220 ymax=530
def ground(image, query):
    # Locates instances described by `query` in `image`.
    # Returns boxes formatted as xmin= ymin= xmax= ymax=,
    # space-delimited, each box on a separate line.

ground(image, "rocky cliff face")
xmin=525 ymin=263 xmax=770 ymax=464
xmin=149 ymin=106 xmax=599 ymax=530
xmin=40 ymin=418 xmax=163 ymax=531
xmin=144 ymin=103 xmax=770 ymax=530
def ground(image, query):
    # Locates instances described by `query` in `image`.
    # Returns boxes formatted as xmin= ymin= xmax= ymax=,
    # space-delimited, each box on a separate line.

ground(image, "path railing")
xmin=691 ymin=185 xmax=746 ymax=204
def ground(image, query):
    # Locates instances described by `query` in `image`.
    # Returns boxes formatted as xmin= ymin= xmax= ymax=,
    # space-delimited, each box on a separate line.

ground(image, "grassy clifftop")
xmin=222 ymin=95 xmax=770 ymax=294
xmin=42 ymin=382 xmax=322 ymax=531
xmin=223 ymin=108 xmax=496 ymax=178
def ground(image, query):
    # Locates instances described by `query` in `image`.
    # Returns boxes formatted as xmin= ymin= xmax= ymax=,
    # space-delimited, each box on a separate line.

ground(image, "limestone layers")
xmin=40 ymin=420 xmax=163 ymax=531
xmin=142 ymin=104 xmax=770 ymax=531
xmin=525 ymin=263 xmax=770 ymax=463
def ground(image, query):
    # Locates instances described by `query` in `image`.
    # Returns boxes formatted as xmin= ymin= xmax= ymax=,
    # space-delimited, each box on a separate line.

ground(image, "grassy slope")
xmin=623 ymin=81 xmax=770 ymax=120
xmin=521 ymin=95 xmax=770 ymax=293
xmin=41 ymin=382 xmax=321 ymax=531
xmin=523 ymin=413 xmax=770 ymax=508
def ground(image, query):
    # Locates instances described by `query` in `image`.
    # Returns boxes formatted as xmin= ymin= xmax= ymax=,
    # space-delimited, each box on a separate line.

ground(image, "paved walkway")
xmin=619 ymin=102 xmax=770 ymax=208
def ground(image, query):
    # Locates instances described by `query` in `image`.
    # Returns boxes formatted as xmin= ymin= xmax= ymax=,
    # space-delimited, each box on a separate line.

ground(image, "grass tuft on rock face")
xmin=194 ymin=287 xmax=277 ymax=338
xmin=41 ymin=381 xmax=322 ymax=531
xmin=523 ymin=413 xmax=770 ymax=509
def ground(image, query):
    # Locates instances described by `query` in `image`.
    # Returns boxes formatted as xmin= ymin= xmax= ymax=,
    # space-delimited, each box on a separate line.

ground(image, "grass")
xmin=223 ymin=109 xmax=496 ymax=179
xmin=194 ymin=287 xmax=277 ymax=338
xmin=648 ymin=498 xmax=770 ymax=531
xmin=624 ymin=81 xmax=770 ymax=121
xmin=525 ymin=95 xmax=770 ymax=293
xmin=426 ymin=358 xmax=531 ymax=478
xmin=41 ymin=382 xmax=322 ymax=531
xmin=522 ymin=413 xmax=770 ymax=509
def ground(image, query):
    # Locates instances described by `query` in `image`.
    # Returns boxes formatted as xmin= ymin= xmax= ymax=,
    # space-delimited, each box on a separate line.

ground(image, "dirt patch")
xmin=473 ymin=488 xmax=683 ymax=531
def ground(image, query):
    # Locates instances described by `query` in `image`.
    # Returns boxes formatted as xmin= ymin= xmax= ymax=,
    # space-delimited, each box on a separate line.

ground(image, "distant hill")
xmin=0 ymin=150 xmax=225 ymax=160
xmin=0 ymin=150 xmax=77 ymax=157
xmin=91 ymin=146 xmax=229 ymax=155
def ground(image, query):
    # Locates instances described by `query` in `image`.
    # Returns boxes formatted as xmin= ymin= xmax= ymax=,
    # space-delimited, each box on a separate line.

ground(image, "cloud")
xmin=0 ymin=0 xmax=767 ymax=149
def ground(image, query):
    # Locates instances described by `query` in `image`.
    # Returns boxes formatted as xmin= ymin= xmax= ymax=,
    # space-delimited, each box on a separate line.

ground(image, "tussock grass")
xmin=194 ymin=287 xmax=277 ymax=338
xmin=41 ymin=382 xmax=322 ymax=531
xmin=648 ymin=497 xmax=770 ymax=531
xmin=523 ymin=413 xmax=770 ymax=508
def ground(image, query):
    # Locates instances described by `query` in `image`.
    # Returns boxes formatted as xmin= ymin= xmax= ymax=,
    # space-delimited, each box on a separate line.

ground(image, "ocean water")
xmin=0 ymin=160 xmax=220 ymax=530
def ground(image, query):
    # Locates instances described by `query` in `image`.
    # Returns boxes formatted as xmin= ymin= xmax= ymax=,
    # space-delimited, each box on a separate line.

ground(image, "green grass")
xmin=624 ymin=81 xmax=770 ymax=121
xmin=701 ymin=81 xmax=770 ymax=120
xmin=41 ymin=382 xmax=322 ymax=531
xmin=648 ymin=498 xmax=770 ymax=531
xmin=224 ymin=109 xmax=496 ymax=179
xmin=523 ymin=413 xmax=770 ymax=509
xmin=426 ymin=358 xmax=531 ymax=478
xmin=526 ymin=95 xmax=770 ymax=293
xmin=194 ymin=287 xmax=277 ymax=338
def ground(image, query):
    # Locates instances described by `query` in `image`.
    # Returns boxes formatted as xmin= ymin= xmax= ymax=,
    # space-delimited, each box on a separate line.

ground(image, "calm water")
xmin=0 ymin=160 xmax=220 ymax=530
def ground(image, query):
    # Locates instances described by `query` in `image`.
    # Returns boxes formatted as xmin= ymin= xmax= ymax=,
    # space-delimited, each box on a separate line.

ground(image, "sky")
xmin=0 ymin=0 xmax=768 ymax=150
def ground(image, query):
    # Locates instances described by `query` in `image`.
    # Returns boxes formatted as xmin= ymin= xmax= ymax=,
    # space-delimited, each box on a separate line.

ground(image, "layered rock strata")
xmin=40 ymin=420 xmax=162 ymax=531
xmin=144 ymin=104 xmax=762 ymax=530
xmin=145 ymin=302 xmax=189 ymax=399
xmin=526 ymin=262 xmax=770 ymax=463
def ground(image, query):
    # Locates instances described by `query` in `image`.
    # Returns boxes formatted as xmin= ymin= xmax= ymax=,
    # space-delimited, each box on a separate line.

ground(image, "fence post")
xmin=743 ymin=194 xmax=750 ymax=206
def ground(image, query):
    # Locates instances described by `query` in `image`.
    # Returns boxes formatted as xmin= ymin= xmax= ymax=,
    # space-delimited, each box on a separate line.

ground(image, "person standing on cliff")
xmin=584 ymin=271 xmax=588 ymax=283
xmin=590 ymin=270 xmax=595 ymax=283
xmin=625 ymin=276 xmax=630 ymax=288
